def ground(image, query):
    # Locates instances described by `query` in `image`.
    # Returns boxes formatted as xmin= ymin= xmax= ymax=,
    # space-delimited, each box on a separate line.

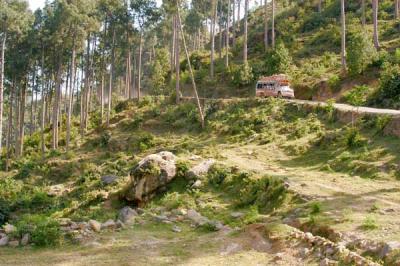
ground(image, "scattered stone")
xmin=300 ymin=247 xmax=310 ymax=258
xmin=116 ymin=220 xmax=125 ymax=229
xmin=8 ymin=240 xmax=19 ymax=248
xmin=172 ymin=225 xmax=182 ymax=233
xmin=0 ymin=235 xmax=9 ymax=247
xmin=273 ymin=252 xmax=284 ymax=261
xmin=186 ymin=159 xmax=216 ymax=180
xmin=191 ymin=180 xmax=202 ymax=189
xmin=58 ymin=218 xmax=72 ymax=226
xmin=101 ymin=219 xmax=116 ymax=230
xmin=186 ymin=209 xmax=210 ymax=226
xmin=320 ymin=258 xmax=338 ymax=266
xmin=118 ymin=207 xmax=138 ymax=225
xmin=20 ymin=234 xmax=30 ymax=246
xmin=124 ymin=151 xmax=177 ymax=205
xmin=380 ymin=241 xmax=400 ymax=258
xmin=3 ymin=224 xmax=16 ymax=234
xmin=101 ymin=175 xmax=120 ymax=185
xmin=189 ymin=155 xmax=202 ymax=161
xmin=47 ymin=184 xmax=66 ymax=197
xmin=220 ymin=243 xmax=242 ymax=255
xmin=230 ymin=212 xmax=244 ymax=219
xmin=84 ymin=241 xmax=102 ymax=248
xmin=89 ymin=220 xmax=102 ymax=232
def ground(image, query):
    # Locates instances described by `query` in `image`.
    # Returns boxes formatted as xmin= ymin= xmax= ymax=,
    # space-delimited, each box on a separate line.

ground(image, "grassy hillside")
xmin=180 ymin=0 xmax=400 ymax=109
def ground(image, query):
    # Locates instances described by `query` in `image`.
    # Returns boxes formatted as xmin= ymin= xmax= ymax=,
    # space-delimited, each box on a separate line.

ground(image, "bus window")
xmin=257 ymin=83 xmax=262 ymax=89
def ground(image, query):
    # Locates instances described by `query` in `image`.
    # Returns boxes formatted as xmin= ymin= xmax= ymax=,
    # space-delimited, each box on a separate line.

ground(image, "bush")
xmin=15 ymin=215 xmax=61 ymax=247
xmin=207 ymin=164 xmax=229 ymax=187
xmin=265 ymin=41 xmax=293 ymax=75
xmin=344 ymin=127 xmax=366 ymax=148
xmin=231 ymin=63 xmax=254 ymax=87
xmin=346 ymin=26 xmax=377 ymax=76
xmin=343 ymin=85 xmax=371 ymax=106
xmin=369 ymin=62 xmax=400 ymax=108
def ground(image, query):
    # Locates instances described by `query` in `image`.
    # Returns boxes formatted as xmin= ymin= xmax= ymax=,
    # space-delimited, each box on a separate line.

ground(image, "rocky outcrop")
xmin=124 ymin=151 xmax=177 ymax=205
xmin=118 ymin=207 xmax=138 ymax=225
xmin=186 ymin=159 xmax=216 ymax=180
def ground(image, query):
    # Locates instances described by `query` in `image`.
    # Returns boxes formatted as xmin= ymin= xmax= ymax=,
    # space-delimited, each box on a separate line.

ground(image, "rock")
xmin=154 ymin=215 xmax=169 ymax=223
xmin=189 ymin=155 xmax=202 ymax=161
xmin=186 ymin=209 xmax=210 ymax=226
xmin=320 ymin=258 xmax=338 ymax=266
xmin=124 ymin=151 xmax=177 ymax=205
xmin=58 ymin=218 xmax=72 ymax=226
xmin=118 ymin=207 xmax=138 ymax=225
xmin=47 ymin=184 xmax=66 ymax=197
xmin=89 ymin=220 xmax=102 ymax=232
xmin=116 ymin=220 xmax=126 ymax=229
xmin=0 ymin=235 xmax=9 ymax=247
xmin=186 ymin=159 xmax=216 ymax=180
xmin=220 ymin=243 xmax=242 ymax=255
xmin=230 ymin=212 xmax=244 ymax=219
xmin=101 ymin=175 xmax=120 ymax=185
xmin=84 ymin=241 xmax=102 ymax=248
xmin=101 ymin=219 xmax=116 ymax=230
xmin=8 ymin=240 xmax=19 ymax=248
xmin=20 ymin=234 xmax=30 ymax=246
xmin=3 ymin=224 xmax=16 ymax=234
xmin=273 ymin=253 xmax=284 ymax=261
xmin=300 ymin=248 xmax=310 ymax=258
xmin=191 ymin=180 xmax=202 ymax=189
xmin=380 ymin=241 xmax=400 ymax=258
xmin=172 ymin=225 xmax=182 ymax=233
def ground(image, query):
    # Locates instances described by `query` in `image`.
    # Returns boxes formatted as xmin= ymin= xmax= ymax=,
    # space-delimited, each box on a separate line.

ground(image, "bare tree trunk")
xmin=176 ymin=1 xmax=205 ymax=128
xmin=238 ymin=0 xmax=241 ymax=22
xmin=264 ymin=0 xmax=269 ymax=50
xmin=171 ymin=16 xmax=176 ymax=73
xmin=5 ymin=79 xmax=14 ymax=171
xmin=40 ymin=49 xmax=46 ymax=159
xmin=211 ymin=0 xmax=217 ymax=80
xmin=361 ymin=0 xmax=366 ymax=26
xmin=0 ymin=33 xmax=6 ymax=152
xmin=219 ymin=10 xmax=223 ymax=60
xmin=107 ymin=27 xmax=116 ymax=127
xmin=243 ymin=0 xmax=249 ymax=63
xmin=272 ymin=0 xmax=275 ymax=48
xmin=232 ymin=0 xmax=236 ymax=47
xmin=17 ymin=79 xmax=27 ymax=157
xmin=66 ymin=42 xmax=76 ymax=152
xmin=132 ymin=53 xmax=136 ymax=98
xmin=52 ymin=62 xmax=62 ymax=150
xmin=341 ymin=0 xmax=347 ymax=72
xmin=372 ymin=0 xmax=380 ymax=49
xmin=138 ymin=32 xmax=143 ymax=100
xmin=175 ymin=15 xmax=181 ymax=103
xmin=396 ymin=0 xmax=399 ymax=19
xmin=82 ymin=34 xmax=91 ymax=135
xmin=30 ymin=65 xmax=36 ymax=136
xmin=226 ymin=0 xmax=230 ymax=68
xmin=318 ymin=0 xmax=322 ymax=12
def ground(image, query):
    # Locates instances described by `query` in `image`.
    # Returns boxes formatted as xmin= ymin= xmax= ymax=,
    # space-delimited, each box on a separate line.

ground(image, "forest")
xmin=1 ymin=0 xmax=400 ymax=265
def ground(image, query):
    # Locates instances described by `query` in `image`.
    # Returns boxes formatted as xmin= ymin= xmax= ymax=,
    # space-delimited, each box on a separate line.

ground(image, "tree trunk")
xmin=176 ymin=1 xmax=205 ymax=128
xmin=219 ymin=10 xmax=223 ymax=60
xmin=372 ymin=0 xmax=380 ymax=49
xmin=232 ymin=0 xmax=236 ymax=47
xmin=171 ymin=16 xmax=176 ymax=73
xmin=30 ymin=65 xmax=36 ymax=136
xmin=396 ymin=0 xmax=399 ymax=19
xmin=17 ymin=79 xmax=27 ymax=157
xmin=226 ymin=0 xmax=230 ymax=68
xmin=40 ymin=48 xmax=46 ymax=159
xmin=138 ymin=32 xmax=143 ymax=100
xmin=82 ymin=34 xmax=91 ymax=135
xmin=272 ymin=0 xmax=275 ymax=48
xmin=362 ymin=0 xmax=366 ymax=26
xmin=5 ymin=79 xmax=14 ymax=171
xmin=264 ymin=0 xmax=269 ymax=50
xmin=66 ymin=42 xmax=76 ymax=152
xmin=243 ymin=0 xmax=249 ymax=63
xmin=107 ymin=27 xmax=116 ymax=127
xmin=211 ymin=0 xmax=217 ymax=80
xmin=52 ymin=62 xmax=62 ymax=150
xmin=175 ymin=15 xmax=181 ymax=103
xmin=0 ymin=33 xmax=6 ymax=152
xmin=318 ymin=0 xmax=322 ymax=12
xmin=341 ymin=0 xmax=347 ymax=72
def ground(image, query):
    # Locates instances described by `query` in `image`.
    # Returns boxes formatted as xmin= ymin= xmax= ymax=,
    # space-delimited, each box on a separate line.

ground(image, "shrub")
xmin=100 ymin=131 xmax=112 ymax=147
xmin=346 ymin=26 xmax=377 ymax=76
xmin=175 ymin=160 xmax=190 ymax=178
xmin=15 ymin=215 xmax=61 ymax=247
xmin=327 ymin=74 xmax=341 ymax=92
xmin=343 ymin=85 xmax=371 ymax=106
xmin=361 ymin=216 xmax=378 ymax=230
xmin=265 ymin=41 xmax=293 ymax=75
xmin=207 ymin=164 xmax=229 ymax=187
xmin=368 ymin=62 xmax=400 ymax=108
xmin=344 ymin=127 xmax=366 ymax=148
xmin=231 ymin=63 xmax=254 ymax=87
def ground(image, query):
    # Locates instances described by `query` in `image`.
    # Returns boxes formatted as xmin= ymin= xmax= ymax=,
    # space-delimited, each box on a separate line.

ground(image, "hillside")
xmin=0 ymin=97 xmax=400 ymax=265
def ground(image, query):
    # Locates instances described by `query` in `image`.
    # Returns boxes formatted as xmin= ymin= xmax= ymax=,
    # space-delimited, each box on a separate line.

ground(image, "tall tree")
xmin=272 ymin=0 xmax=275 ymax=48
xmin=243 ymin=0 xmax=249 ymax=62
xmin=372 ymin=0 xmax=380 ymax=49
xmin=341 ymin=0 xmax=347 ymax=72
xmin=264 ymin=0 xmax=268 ymax=50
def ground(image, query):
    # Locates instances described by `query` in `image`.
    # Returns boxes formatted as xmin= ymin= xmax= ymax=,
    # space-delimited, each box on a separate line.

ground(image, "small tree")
xmin=265 ymin=41 xmax=293 ymax=75
xmin=346 ymin=26 xmax=376 ymax=76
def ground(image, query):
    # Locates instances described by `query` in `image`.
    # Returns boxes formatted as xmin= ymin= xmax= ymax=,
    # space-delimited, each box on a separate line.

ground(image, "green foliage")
xmin=344 ymin=127 xmax=366 ymax=149
xmin=346 ymin=26 xmax=377 ymax=76
xmin=327 ymin=74 xmax=341 ymax=92
xmin=148 ymin=48 xmax=170 ymax=95
xmin=207 ymin=164 xmax=229 ymax=187
xmin=175 ymin=160 xmax=190 ymax=178
xmin=100 ymin=131 xmax=112 ymax=147
xmin=310 ymin=202 xmax=322 ymax=215
xmin=369 ymin=63 xmax=400 ymax=108
xmin=131 ymin=132 xmax=156 ymax=152
xmin=231 ymin=63 xmax=254 ymax=87
xmin=265 ymin=42 xmax=293 ymax=75
xmin=361 ymin=216 xmax=378 ymax=230
xmin=15 ymin=214 xmax=61 ymax=247
xmin=343 ymin=85 xmax=371 ymax=106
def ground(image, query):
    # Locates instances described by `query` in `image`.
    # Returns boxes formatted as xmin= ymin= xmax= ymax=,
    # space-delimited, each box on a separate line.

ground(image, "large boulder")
xmin=186 ymin=159 xmax=216 ymax=180
xmin=118 ymin=207 xmax=138 ymax=225
xmin=124 ymin=151 xmax=177 ymax=205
